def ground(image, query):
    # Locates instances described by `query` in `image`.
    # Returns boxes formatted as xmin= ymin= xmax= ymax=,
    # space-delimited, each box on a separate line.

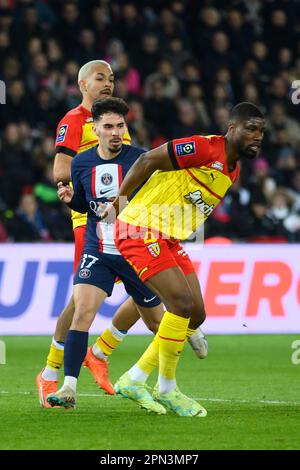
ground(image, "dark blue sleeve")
xmin=67 ymin=159 xmax=88 ymax=213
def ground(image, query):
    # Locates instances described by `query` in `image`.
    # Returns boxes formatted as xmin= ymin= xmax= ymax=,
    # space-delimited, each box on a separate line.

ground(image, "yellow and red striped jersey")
xmin=55 ymin=104 xmax=131 ymax=229
xmin=118 ymin=135 xmax=240 ymax=240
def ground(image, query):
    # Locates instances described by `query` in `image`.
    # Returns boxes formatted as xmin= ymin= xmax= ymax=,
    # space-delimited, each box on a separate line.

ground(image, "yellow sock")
xmin=158 ymin=311 xmax=189 ymax=380
xmin=46 ymin=344 xmax=64 ymax=370
xmin=96 ymin=328 xmax=122 ymax=357
xmin=137 ymin=334 xmax=159 ymax=375
xmin=186 ymin=327 xmax=196 ymax=339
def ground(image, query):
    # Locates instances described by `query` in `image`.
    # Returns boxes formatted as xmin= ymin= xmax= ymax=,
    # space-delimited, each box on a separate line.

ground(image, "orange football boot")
xmin=83 ymin=347 xmax=115 ymax=395
xmin=36 ymin=369 xmax=59 ymax=408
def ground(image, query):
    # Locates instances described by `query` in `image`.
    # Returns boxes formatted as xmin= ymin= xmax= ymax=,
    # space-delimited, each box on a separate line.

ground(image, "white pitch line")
xmin=1 ymin=390 xmax=299 ymax=406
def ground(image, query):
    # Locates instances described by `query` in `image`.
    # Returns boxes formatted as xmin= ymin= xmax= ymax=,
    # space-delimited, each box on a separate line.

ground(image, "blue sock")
xmin=64 ymin=330 xmax=89 ymax=378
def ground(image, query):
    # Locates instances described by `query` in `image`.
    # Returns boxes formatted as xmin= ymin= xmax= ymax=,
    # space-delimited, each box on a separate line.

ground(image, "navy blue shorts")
xmin=73 ymin=250 xmax=161 ymax=308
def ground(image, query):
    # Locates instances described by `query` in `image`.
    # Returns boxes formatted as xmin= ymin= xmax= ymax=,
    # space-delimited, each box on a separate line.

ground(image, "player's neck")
xmin=81 ymin=98 xmax=93 ymax=112
xmin=96 ymin=143 xmax=122 ymax=160
xmin=224 ymin=135 xmax=238 ymax=172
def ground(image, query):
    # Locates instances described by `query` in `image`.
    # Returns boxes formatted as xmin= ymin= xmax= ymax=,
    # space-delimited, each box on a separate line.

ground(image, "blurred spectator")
xmin=0 ymin=79 xmax=33 ymax=126
xmin=192 ymin=6 xmax=222 ymax=57
xmin=114 ymin=3 xmax=143 ymax=50
xmin=184 ymin=83 xmax=211 ymax=130
xmin=0 ymin=30 xmax=12 ymax=66
xmin=115 ymin=52 xmax=141 ymax=95
xmin=163 ymin=36 xmax=192 ymax=75
xmin=144 ymin=58 xmax=180 ymax=99
xmin=90 ymin=6 xmax=111 ymax=51
xmin=288 ymin=169 xmax=300 ymax=212
xmin=268 ymin=103 xmax=300 ymax=151
xmin=251 ymin=41 xmax=274 ymax=85
xmin=144 ymin=78 xmax=176 ymax=138
xmin=203 ymin=31 xmax=240 ymax=80
xmin=225 ymin=8 xmax=254 ymax=62
xmin=265 ymin=189 xmax=300 ymax=241
xmin=26 ymin=52 xmax=49 ymax=92
xmin=248 ymin=158 xmax=277 ymax=202
xmin=0 ymin=123 xmax=35 ymax=208
xmin=179 ymin=59 xmax=202 ymax=87
xmin=105 ymin=38 xmax=125 ymax=71
xmin=6 ymin=190 xmax=53 ymax=242
xmin=52 ymin=2 xmax=82 ymax=53
xmin=172 ymin=99 xmax=204 ymax=137
xmin=132 ymin=33 xmax=160 ymax=82
xmin=71 ymin=29 xmax=98 ymax=65
xmin=157 ymin=7 xmax=189 ymax=46
xmin=263 ymin=9 xmax=295 ymax=54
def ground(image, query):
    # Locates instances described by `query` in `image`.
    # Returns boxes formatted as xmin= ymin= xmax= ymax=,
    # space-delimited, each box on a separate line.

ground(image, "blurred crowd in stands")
xmin=0 ymin=0 xmax=300 ymax=243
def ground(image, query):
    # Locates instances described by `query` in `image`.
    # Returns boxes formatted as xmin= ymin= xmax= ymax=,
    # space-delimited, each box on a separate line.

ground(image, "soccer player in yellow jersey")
xmin=36 ymin=59 xmax=209 ymax=408
xmin=104 ymin=102 xmax=266 ymax=417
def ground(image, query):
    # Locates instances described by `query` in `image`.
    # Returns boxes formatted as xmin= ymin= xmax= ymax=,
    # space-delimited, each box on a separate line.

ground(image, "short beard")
xmin=109 ymin=144 xmax=122 ymax=154
xmin=242 ymin=149 xmax=257 ymax=160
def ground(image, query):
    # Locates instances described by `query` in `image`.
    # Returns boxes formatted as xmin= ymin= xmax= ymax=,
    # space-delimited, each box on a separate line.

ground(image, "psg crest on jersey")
xmin=101 ymin=173 xmax=113 ymax=185
xmin=79 ymin=268 xmax=91 ymax=279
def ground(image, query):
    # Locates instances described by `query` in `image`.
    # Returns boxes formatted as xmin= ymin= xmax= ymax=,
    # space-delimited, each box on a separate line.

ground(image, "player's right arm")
xmin=53 ymin=152 xmax=73 ymax=184
xmin=70 ymin=157 xmax=88 ymax=213
xmin=103 ymin=136 xmax=210 ymax=217
xmin=53 ymin=115 xmax=83 ymax=183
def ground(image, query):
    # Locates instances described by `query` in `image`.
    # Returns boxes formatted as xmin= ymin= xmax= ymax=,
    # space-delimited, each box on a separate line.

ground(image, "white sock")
xmin=128 ymin=364 xmax=148 ymax=383
xmin=158 ymin=375 xmax=176 ymax=394
xmin=64 ymin=376 xmax=78 ymax=392
xmin=42 ymin=366 xmax=59 ymax=381
xmin=109 ymin=323 xmax=127 ymax=341
xmin=52 ymin=338 xmax=65 ymax=350
xmin=92 ymin=343 xmax=108 ymax=361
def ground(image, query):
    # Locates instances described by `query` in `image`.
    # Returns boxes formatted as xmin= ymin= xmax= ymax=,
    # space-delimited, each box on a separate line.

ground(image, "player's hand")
xmin=57 ymin=181 xmax=74 ymax=203
xmin=100 ymin=196 xmax=127 ymax=221
xmin=99 ymin=200 xmax=118 ymax=222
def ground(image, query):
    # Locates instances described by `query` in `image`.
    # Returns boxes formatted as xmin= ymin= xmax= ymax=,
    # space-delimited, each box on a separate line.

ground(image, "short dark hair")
xmin=229 ymin=102 xmax=264 ymax=122
xmin=92 ymin=97 xmax=129 ymax=121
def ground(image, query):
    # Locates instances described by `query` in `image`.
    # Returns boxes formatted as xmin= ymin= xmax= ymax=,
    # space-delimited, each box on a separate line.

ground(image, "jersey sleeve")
xmin=55 ymin=114 xmax=83 ymax=157
xmin=167 ymin=135 xmax=211 ymax=170
xmin=68 ymin=159 xmax=88 ymax=213
xmin=122 ymin=127 xmax=131 ymax=145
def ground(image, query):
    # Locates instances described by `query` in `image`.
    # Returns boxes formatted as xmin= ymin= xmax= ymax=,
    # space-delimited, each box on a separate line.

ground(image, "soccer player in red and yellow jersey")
xmin=107 ymin=102 xmax=266 ymax=417
xmin=35 ymin=60 xmax=163 ymax=407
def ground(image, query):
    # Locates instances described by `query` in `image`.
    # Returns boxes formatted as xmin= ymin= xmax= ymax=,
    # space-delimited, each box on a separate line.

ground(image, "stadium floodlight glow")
xmin=0 ymin=340 xmax=6 ymax=364
xmin=0 ymin=80 xmax=6 ymax=104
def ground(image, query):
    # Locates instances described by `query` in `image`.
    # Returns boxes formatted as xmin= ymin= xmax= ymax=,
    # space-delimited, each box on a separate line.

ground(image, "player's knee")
xmin=72 ymin=304 xmax=94 ymax=330
xmin=146 ymin=317 xmax=160 ymax=334
xmin=169 ymin=291 xmax=194 ymax=317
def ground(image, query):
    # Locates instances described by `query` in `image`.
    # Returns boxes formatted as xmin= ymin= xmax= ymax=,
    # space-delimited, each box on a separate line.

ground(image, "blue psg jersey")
xmin=70 ymin=144 xmax=144 ymax=254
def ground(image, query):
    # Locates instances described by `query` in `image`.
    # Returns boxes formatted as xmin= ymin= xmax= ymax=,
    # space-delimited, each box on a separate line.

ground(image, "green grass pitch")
xmin=0 ymin=334 xmax=299 ymax=450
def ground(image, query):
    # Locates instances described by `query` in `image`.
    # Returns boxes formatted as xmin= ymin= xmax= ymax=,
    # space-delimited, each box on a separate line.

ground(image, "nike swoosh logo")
xmin=100 ymin=188 xmax=113 ymax=195
xmin=143 ymin=296 xmax=157 ymax=303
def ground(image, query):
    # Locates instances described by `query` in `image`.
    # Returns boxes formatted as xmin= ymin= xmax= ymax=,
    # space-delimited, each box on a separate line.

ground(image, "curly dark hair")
xmin=91 ymin=97 xmax=129 ymax=121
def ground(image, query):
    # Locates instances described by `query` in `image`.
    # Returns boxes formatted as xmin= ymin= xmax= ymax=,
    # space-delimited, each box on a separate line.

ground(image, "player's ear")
xmin=228 ymin=122 xmax=236 ymax=136
xmin=78 ymin=79 xmax=87 ymax=93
